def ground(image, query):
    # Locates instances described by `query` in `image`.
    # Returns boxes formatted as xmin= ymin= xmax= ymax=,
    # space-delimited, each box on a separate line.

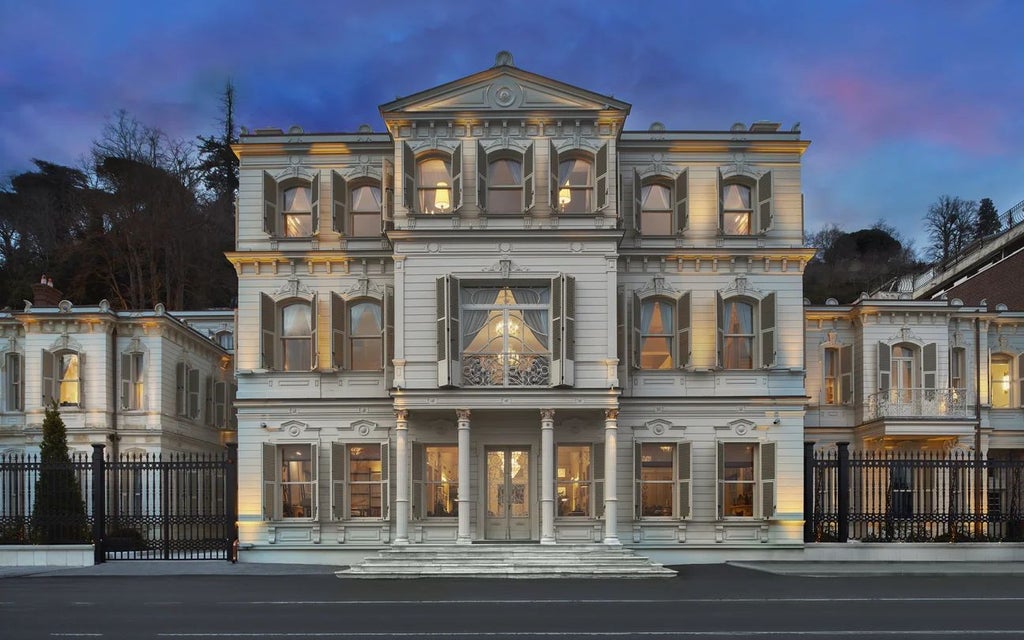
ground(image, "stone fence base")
xmin=0 ymin=545 xmax=95 ymax=567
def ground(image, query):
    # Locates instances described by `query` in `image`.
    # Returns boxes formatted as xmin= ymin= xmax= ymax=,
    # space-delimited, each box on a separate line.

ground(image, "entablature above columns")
xmin=619 ymin=250 xmax=816 ymax=275
xmin=226 ymin=252 xmax=392 ymax=277
xmin=391 ymin=388 xmax=619 ymax=412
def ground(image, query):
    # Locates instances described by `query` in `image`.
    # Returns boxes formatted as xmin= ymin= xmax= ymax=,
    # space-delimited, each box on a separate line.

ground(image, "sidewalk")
xmin=729 ymin=560 xmax=1024 ymax=577
xmin=0 ymin=560 xmax=342 ymax=578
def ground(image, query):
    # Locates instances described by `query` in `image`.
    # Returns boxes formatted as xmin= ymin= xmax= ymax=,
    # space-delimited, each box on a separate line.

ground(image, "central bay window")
xmin=476 ymin=143 xmax=535 ymax=214
xmin=716 ymin=292 xmax=775 ymax=369
xmin=556 ymin=444 xmax=603 ymax=517
xmin=632 ymin=293 xmax=690 ymax=370
xmin=403 ymin=143 xmax=462 ymax=215
xmin=718 ymin=169 xmax=773 ymax=235
xmin=330 ymin=292 xmax=393 ymax=371
xmin=260 ymin=294 xmax=318 ymax=372
xmin=42 ymin=349 xmax=82 ymax=407
xmin=634 ymin=169 xmax=688 ymax=236
xmin=262 ymin=443 xmax=317 ymax=520
xmin=717 ymin=441 xmax=776 ymax=519
xmin=877 ymin=342 xmax=937 ymax=408
xmin=437 ymin=275 xmax=575 ymax=387
xmin=262 ymin=172 xmax=320 ymax=237
xmin=413 ymin=444 xmax=458 ymax=518
xmin=634 ymin=442 xmax=692 ymax=519
xmin=330 ymin=442 xmax=389 ymax=520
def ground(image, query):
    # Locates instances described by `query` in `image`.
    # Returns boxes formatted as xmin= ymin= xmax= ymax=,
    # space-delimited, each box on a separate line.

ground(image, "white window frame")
xmin=42 ymin=349 xmax=83 ymax=408
xmin=329 ymin=442 xmax=389 ymax=521
xmin=715 ymin=440 xmax=776 ymax=520
xmin=120 ymin=351 xmax=145 ymax=411
xmin=990 ymin=352 xmax=1014 ymax=408
xmin=330 ymin=291 xmax=393 ymax=372
xmin=260 ymin=293 xmax=318 ymax=372
xmin=718 ymin=169 xmax=773 ymax=236
xmin=633 ymin=441 xmax=692 ymax=520
xmin=555 ymin=443 xmax=603 ymax=518
xmin=262 ymin=442 xmax=319 ymax=521
xmin=5 ymin=352 xmax=23 ymax=412
xmin=414 ymin=443 xmax=459 ymax=519
xmin=717 ymin=292 xmax=776 ymax=370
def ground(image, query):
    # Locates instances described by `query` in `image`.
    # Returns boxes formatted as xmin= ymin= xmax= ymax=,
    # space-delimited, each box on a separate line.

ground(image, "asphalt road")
xmin=2 ymin=564 xmax=1022 ymax=639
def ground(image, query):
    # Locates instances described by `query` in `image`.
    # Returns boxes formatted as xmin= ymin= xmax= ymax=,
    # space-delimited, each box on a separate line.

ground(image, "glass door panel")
xmin=484 ymin=447 xmax=532 ymax=540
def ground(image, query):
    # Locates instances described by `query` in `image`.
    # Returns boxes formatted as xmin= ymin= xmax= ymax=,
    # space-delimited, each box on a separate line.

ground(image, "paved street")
xmin=2 ymin=564 xmax=1023 ymax=639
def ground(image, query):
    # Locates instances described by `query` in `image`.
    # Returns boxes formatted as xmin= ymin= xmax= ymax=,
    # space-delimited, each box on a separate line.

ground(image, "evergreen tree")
xmin=30 ymin=405 xmax=89 ymax=544
xmin=975 ymin=197 xmax=1001 ymax=239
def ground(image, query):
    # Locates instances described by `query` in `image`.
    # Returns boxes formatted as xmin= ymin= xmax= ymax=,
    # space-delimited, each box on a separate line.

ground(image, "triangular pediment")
xmin=380 ymin=64 xmax=630 ymax=117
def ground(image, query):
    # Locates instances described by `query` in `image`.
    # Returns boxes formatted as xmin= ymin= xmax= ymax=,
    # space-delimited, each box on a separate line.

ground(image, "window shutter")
xmin=840 ymin=344 xmax=854 ymax=404
xmin=448 ymin=277 xmax=459 ymax=386
xmin=204 ymin=375 xmax=214 ymax=426
xmin=476 ymin=141 xmax=487 ymax=212
xmin=331 ymin=293 xmax=347 ymax=369
xmin=76 ymin=352 xmax=85 ymax=408
xmin=716 ymin=291 xmax=725 ymax=368
xmin=380 ymin=442 xmax=390 ymax=520
xmin=549 ymin=141 xmax=559 ymax=211
xmin=228 ymin=384 xmax=237 ymax=429
xmin=384 ymin=289 xmax=395 ymax=378
xmin=594 ymin=442 xmax=605 ymax=518
xmin=716 ymin=169 xmax=724 ymax=233
xmin=562 ymin=274 xmax=576 ymax=385
xmin=632 ymin=168 xmax=642 ymax=234
xmin=631 ymin=292 xmax=641 ymax=369
xmin=332 ymin=171 xmax=347 ymax=234
xmin=550 ymin=275 xmax=562 ymax=386
xmin=263 ymin=172 xmax=278 ymax=236
xmin=757 ymin=170 xmax=773 ymax=233
xmin=677 ymin=292 xmax=691 ymax=368
xmin=309 ymin=293 xmax=319 ymax=370
xmin=411 ymin=442 xmax=423 ymax=520
xmin=310 ymin=443 xmax=319 ymax=520
xmin=616 ymin=288 xmax=626 ymax=372
xmin=214 ymin=381 xmax=226 ymax=428
xmin=677 ymin=442 xmax=692 ymax=520
xmin=760 ymin=292 xmax=776 ymax=368
xmin=41 ymin=350 xmax=54 ymax=407
xmin=523 ymin=143 xmax=535 ymax=211
xmin=402 ymin=142 xmax=415 ymax=212
xmin=310 ymin=171 xmax=320 ymax=233
xmin=877 ymin=342 xmax=891 ymax=392
xmin=451 ymin=143 xmax=463 ymax=212
xmin=633 ymin=442 xmax=642 ymax=519
xmin=675 ymin=168 xmax=689 ymax=233
xmin=331 ymin=443 xmax=345 ymax=520
xmin=188 ymin=366 xmax=200 ymax=419
xmin=263 ymin=444 xmax=277 ymax=521
xmin=1017 ymin=354 xmax=1024 ymax=407
xmin=120 ymin=353 xmax=132 ymax=410
xmin=760 ymin=442 xmax=777 ymax=520
xmin=175 ymin=362 xmax=186 ymax=416
xmin=923 ymin=342 xmax=937 ymax=390
xmin=436 ymin=275 xmax=456 ymax=387
xmin=716 ymin=441 xmax=725 ymax=519
xmin=382 ymin=159 xmax=394 ymax=232
xmin=595 ymin=143 xmax=608 ymax=211
xmin=260 ymin=293 xmax=276 ymax=370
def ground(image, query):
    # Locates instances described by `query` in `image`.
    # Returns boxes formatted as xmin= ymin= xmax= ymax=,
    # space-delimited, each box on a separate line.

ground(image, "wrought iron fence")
xmin=0 ymin=452 xmax=94 ymax=545
xmin=806 ymin=443 xmax=1024 ymax=543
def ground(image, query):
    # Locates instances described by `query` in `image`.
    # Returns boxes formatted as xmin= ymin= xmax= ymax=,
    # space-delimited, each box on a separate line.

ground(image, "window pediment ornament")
xmin=552 ymin=138 xmax=599 ymax=154
xmin=271 ymin=278 xmax=315 ymax=302
xmin=481 ymin=138 xmax=530 ymax=155
xmin=48 ymin=334 xmax=83 ymax=353
xmin=721 ymin=276 xmax=764 ymax=299
xmin=278 ymin=420 xmax=316 ymax=438
xmin=407 ymin=139 xmax=458 ymax=155
xmin=719 ymin=160 xmax=764 ymax=181
xmin=997 ymin=334 xmax=1011 ymax=352
xmin=887 ymin=326 xmax=922 ymax=345
xmin=345 ymin=419 xmax=386 ymax=437
xmin=271 ymin=166 xmax=317 ymax=182
xmin=340 ymin=277 xmax=386 ymax=299
xmin=631 ymin=418 xmax=681 ymax=436
xmin=951 ymin=330 xmax=964 ymax=348
xmin=719 ymin=418 xmax=757 ymax=436
xmin=126 ymin=337 xmax=145 ymax=354
xmin=481 ymin=259 xmax=529 ymax=279
xmin=338 ymin=163 xmax=382 ymax=182
xmin=635 ymin=276 xmax=680 ymax=298
xmin=821 ymin=330 xmax=843 ymax=348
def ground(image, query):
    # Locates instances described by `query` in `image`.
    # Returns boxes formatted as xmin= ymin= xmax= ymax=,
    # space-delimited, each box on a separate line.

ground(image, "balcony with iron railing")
xmin=866 ymin=388 xmax=972 ymax=420
xmin=461 ymin=352 xmax=551 ymax=387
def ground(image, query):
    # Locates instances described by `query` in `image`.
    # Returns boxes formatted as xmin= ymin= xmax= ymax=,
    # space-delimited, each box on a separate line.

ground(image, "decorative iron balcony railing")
xmin=866 ymin=388 xmax=971 ymax=419
xmin=461 ymin=353 xmax=550 ymax=387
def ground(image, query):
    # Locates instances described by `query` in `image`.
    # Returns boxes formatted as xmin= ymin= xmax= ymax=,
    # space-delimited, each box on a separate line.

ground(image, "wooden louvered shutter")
xmin=594 ymin=443 xmax=605 ymax=518
xmin=175 ymin=362 xmax=186 ymax=415
xmin=331 ymin=443 xmax=345 ymax=520
xmin=310 ymin=443 xmax=319 ymax=520
xmin=631 ymin=292 xmax=642 ymax=369
xmin=677 ymin=442 xmax=692 ymax=520
xmin=451 ymin=143 xmax=463 ymax=212
xmin=380 ymin=442 xmax=390 ymax=520
xmin=310 ymin=171 xmax=320 ymax=233
xmin=411 ymin=442 xmax=423 ymax=520
xmin=550 ymin=275 xmax=562 ymax=386
xmin=188 ymin=366 xmax=200 ymax=419
xmin=332 ymin=171 xmax=347 ymax=234
xmin=716 ymin=169 xmax=724 ymax=233
xmin=476 ymin=141 xmax=487 ymax=212
xmin=760 ymin=293 xmax=776 ymax=368
xmin=716 ymin=441 xmax=725 ymax=519
xmin=632 ymin=168 xmax=642 ymax=234
xmin=677 ymin=292 xmax=691 ymax=368
xmin=562 ymin=275 xmax=576 ymax=385
xmin=41 ymin=350 xmax=54 ymax=407
xmin=261 ymin=293 xmax=276 ymax=370
xmin=716 ymin=291 xmax=725 ymax=368
xmin=214 ymin=381 xmax=226 ymax=427
xmin=757 ymin=170 xmax=773 ymax=233
xmin=263 ymin=172 xmax=278 ymax=236
xmin=437 ymin=276 xmax=458 ymax=387
xmin=616 ymin=288 xmax=626 ymax=371
xmin=384 ymin=289 xmax=395 ymax=381
xmin=923 ymin=343 xmax=937 ymax=391
xmin=76 ymin=352 xmax=84 ymax=408
xmin=263 ymin=444 xmax=277 ymax=521
xmin=877 ymin=342 xmax=891 ymax=392
xmin=633 ymin=442 xmax=642 ymax=518
xmin=1018 ymin=354 xmax=1024 ymax=407
xmin=382 ymin=159 xmax=394 ymax=232
xmin=120 ymin=353 xmax=132 ymax=410
xmin=523 ymin=143 xmax=535 ymax=211
xmin=840 ymin=344 xmax=854 ymax=404
xmin=332 ymin=294 xmax=347 ymax=370
xmin=403 ymin=142 xmax=415 ymax=212
xmin=549 ymin=141 xmax=559 ymax=211
xmin=675 ymin=169 xmax=689 ymax=233
xmin=760 ymin=442 xmax=777 ymax=520
xmin=596 ymin=143 xmax=608 ymax=211
xmin=309 ymin=293 xmax=319 ymax=370
xmin=204 ymin=375 xmax=214 ymax=426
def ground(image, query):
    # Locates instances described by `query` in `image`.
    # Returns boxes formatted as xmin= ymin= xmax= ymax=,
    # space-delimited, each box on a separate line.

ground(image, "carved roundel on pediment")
xmin=727 ymin=419 xmax=756 ymax=436
xmin=489 ymin=82 xmax=522 ymax=108
xmin=348 ymin=419 xmax=382 ymax=437
xmin=281 ymin=420 xmax=310 ymax=438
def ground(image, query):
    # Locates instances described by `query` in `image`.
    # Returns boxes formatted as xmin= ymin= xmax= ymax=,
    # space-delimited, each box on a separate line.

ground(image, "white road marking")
xmin=223 ymin=596 xmax=1024 ymax=605
xmin=50 ymin=634 xmax=103 ymax=637
xmin=154 ymin=632 xmax=1024 ymax=637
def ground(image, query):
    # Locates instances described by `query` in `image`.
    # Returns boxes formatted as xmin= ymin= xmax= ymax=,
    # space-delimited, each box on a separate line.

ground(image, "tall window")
xmin=823 ymin=347 xmax=838 ymax=405
xmin=281 ymin=302 xmax=313 ymax=372
xmin=720 ymin=171 xmax=772 ymax=235
xmin=557 ymin=157 xmax=592 ymax=213
xmin=723 ymin=300 xmax=754 ymax=369
xmin=59 ymin=352 xmax=80 ymax=406
xmin=348 ymin=444 xmax=383 ymax=518
xmin=991 ymin=354 xmax=1012 ymax=408
xmin=639 ymin=298 xmax=674 ymax=369
xmin=175 ymin=362 xmax=199 ymax=419
xmin=719 ymin=443 xmax=755 ymax=517
xmin=280 ymin=444 xmax=314 ymax=519
xmin=121 ymin=352 xmax=144 ymax=411
xmin=350 ymin=184 xmax=382 ymax=236
xmin=950 ymin=347 xmax=966 ymax=392
xmin=640 ymin=183 xmax=672 ymax=236
xmin=721 ymin=182 xmax=752 ymax=235
xmin=487 ymin=157 xmax=523 ymax=213
xmin=460 ymin=286 xmax=550 ymax=387
xmin=418 ymin=157 xmax=452 ymax=214
xmin=5 ymin=353 xmax=22 ymax=412
xmin=349 ymin=301 xmax=383 ymax=371
xmin=556 ymin=444 xmax=595 ymax=517
xmin=43 ymin=351 xmax=83 ymax=407
xmin=635 ymin=443 xmax=691 ymax=519
xmin=283 ymin=185 xmax=313 ymax=237
xmin=891 ymin=344 xmax=916 ymax=403
xmin=423 ymin=445 xmax=458 ymax=518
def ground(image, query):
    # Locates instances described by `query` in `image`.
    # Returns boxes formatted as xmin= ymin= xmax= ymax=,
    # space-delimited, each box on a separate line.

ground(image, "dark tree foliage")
xmin=804 ymin=225 xmax=922 ymax=304
xmin=975 ymin=197 xmax=1001 ymax=239
xmin=30 ymin=405 xmax=89 ymax=544
xmin=925 ymin=195 xmax=977 ymax=265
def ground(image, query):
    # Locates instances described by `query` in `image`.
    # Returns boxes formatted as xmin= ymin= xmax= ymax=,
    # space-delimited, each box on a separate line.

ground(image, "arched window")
xmin=487 ymin=156 xmax=523 ymax=213
xmin=281 ymin=302 xmax=313 ymax=372
xmin=42 ymin=349 xmax=82 ymax=407
xmin=349 ymin=300 xmax=383 ymax=371
xmin=991 ymin=353 xmax=1013 ymax=408
xmin=719 ymin=170 xmax=773 ymax=235
xmin=891 ymin=343 xmax=917 ymax=403
xmin=282 ymin=184 xmax=313 ymax=237
xmin=723 ymin=300 xmax=754 ymax=369
xmin=640 ymin=182 xmax=673 ymax=236
xmin=417 ymin=156 xmax=452 ymax=214
xmin=349 ymin=184 xmax=382 ymax=236
xmin=556 ymin=156 xmax=592 ymax=213
xmin=639 ymin=297 xmax=675 ymax=369
xmin=721 ymin=181 xmax=753 ymax=236
xmin=716 ymin=292 xmax=776 ymax=370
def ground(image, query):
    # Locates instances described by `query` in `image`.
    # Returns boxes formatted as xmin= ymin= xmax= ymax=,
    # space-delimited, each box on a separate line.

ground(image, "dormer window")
xmin=417 ymin=157 xmax=452 ymax=214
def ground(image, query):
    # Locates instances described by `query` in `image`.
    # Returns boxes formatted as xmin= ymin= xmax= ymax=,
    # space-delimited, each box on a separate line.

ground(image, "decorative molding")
xmin=604 ymin=409 xmax=619 ymax=421
xmin=481 ymin=259 xmax=529 ymax=279
xmin=888 ymin=326 xmax=923 ymax=345
xmin=272 ymin=278 xmax=314 ymax=301
xmin=634 ymin=276 xmax=681 ymax=298
xmin=347 ymin=419 xmax=381 ymax=437
xmin=456 ymin=408 xmax=471 ymax=422
xmin=540 ymin=408 xmax=555 ymax=422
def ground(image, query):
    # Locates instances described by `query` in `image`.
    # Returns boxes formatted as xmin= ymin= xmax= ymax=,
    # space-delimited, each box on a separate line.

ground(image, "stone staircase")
xmin=336 ymin=543 xmax=677 ymax=579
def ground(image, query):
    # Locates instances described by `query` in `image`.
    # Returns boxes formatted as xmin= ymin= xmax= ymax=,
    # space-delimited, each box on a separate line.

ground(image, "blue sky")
xmin=2 ymin=0 xmax=1022 ymax=252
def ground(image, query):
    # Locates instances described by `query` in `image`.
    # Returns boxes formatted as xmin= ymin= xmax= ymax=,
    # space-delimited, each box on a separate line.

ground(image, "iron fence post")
xmin=91 ymin=444 xmax=105 ymax=565
xmin=226 ymin=443 xmax=238 ymax=563
xmin=837 ymin=442 xmax=850 ymax=543
xmin=162 ymin=459 xmax=170 ymax=560
xmin=804 ymin=442 xmax=815 ymax=543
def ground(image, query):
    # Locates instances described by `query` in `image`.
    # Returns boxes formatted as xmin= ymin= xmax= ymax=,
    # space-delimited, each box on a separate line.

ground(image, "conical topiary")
xmin=30 ymin=404 xmax=89 ymax=543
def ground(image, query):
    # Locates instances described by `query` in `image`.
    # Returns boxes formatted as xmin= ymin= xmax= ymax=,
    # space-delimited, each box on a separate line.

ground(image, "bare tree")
xmin=925 ymin=195 xmax=977 ymax=265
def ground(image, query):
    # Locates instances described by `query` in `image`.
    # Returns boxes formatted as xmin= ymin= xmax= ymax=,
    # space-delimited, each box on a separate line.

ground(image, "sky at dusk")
xmin=2 ymin=0 xmax=1022 ymax=252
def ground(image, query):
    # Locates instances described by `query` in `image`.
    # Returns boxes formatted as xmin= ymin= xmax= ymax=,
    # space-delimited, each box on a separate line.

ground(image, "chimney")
xmin=31 ymin=275 xmax=63 ymax=308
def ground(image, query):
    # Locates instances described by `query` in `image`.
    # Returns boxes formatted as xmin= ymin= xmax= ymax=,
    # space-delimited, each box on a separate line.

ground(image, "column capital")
xmin=394 ymin=409 xmax=409 ymax=422
xmin=456 ymin=408 xmax=471 ymax=422
xmin=604 ymin=409 xmax=619 ymax=421
xmin=540 ymin=408 xmax=555 ymax=422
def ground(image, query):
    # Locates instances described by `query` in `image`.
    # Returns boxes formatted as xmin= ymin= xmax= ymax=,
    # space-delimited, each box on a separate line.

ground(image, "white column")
xmin=456 ymin=409 xmax=472 ymax=544
xmin=603 ymin=408 xmax=620 ymax=545
xmin=394 ymin=409 xmax=410 ymax=544
xmin=540 ymin=409 xmax=556 ymax=544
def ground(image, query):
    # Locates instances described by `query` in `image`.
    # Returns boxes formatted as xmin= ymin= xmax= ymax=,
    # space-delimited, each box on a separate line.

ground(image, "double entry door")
xmin=484 ymin=446 xmax=532 ymax=540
